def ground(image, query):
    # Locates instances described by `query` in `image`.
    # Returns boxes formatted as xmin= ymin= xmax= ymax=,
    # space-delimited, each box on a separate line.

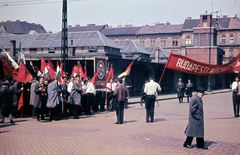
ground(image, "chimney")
xmin=124 ymin=24 xmax=133 ymax=27
xmin=68 ymin=25 xmax=72 ymax=28
xmin=41 ymin=27 xmax=43 ymax=33
xmin=156 ymin=23 xmax=165 ymax=25
xmin=187 ymin=17 xmax=192 ymax=20
xmin=166 ymin=21 xmax=170 ymax=25
xmin=118 ymin=25 xmax=122 ymax=28
xmin=234 ymin=14 xmax=238 ymax=18
xmin=76 ymin=25 xmax=80 ymax=27
xmin=87 ymin=24 xmax=95 ymax=26
xmin=10 ymin=40 xmax=16 ymax=57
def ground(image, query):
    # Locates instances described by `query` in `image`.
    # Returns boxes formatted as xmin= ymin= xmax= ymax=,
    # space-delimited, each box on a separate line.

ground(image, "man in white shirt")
xmin=231 ymin=76 xmax=240 ymax=117
xmin=85 ymin=79 xmax=95 ymax=115
xmin=144 ymin=76 xmax=161 ymax=123
xmin=106 ymin=78 xmax=117 ymax=111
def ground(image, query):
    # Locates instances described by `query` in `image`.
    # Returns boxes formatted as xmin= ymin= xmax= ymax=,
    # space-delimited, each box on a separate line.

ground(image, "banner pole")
xmin=158 ymin=50 xmax=173 ymax=84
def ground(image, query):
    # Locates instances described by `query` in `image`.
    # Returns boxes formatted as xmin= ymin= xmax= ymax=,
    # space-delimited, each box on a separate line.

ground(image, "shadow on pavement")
xmin=212 ymin=117 xmax=236 ymax=120
xmin=0 ymin=130 xmax=9 ymax=134
xmin=124 ymin=120 xmax=137 ymax=124
xmin=0 ymin=120 xmax=27 ymax=128
xmin=154 ymin=118 xmax=167 ymax=122
xmin=192 ymin=141 xmax=216 ymax=148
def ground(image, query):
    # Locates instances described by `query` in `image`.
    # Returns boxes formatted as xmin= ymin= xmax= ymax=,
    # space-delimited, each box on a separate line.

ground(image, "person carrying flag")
xmin=33 ymin=76 xmax=44 ymax=121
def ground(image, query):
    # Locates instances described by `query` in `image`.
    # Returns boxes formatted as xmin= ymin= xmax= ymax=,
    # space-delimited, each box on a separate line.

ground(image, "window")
xmin=161 ymin=40 xmax=166 ymax=46
xmin=194 ymin=34 xmax=198 ymax=46
xmin=186 ymin=36 xmax=192 ymax=45
xmin=150 ymin=40 xmax=156 ymax=47
xmin=222 ymin=34 xmax=225 ymax=44
xmin=140 ymin=40 xmax=145 ymax=46
xmin=200 ymin=34 xmax=206 ymax=46
xmin=172 ymin=40 xmax=175 ymax=46
xmin=229 ymin=48 xmax=233 ymax=56
xmin=230 ymin=34 xmax=234 ymax=43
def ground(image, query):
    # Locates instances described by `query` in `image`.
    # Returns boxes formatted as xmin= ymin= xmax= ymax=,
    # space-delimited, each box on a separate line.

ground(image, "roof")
xmin=68 ymin=25 xmax=107 ymax=32
xmin=145 ymin=47 xmax=169 ymax=59
xmin=137 ymin=24 xmax=183 ymax=34
xmin=0 ymin=31 xmax=120 ymax=49
xmin=101 ymin=26 xmax=142 ymax=36
xmin=183 ymin=17 xmax=240 ymax=30
xmin=114 ymin=40 xmax=149 ymax=55
xmin=0 ymin=20 xmax=47 ymax=34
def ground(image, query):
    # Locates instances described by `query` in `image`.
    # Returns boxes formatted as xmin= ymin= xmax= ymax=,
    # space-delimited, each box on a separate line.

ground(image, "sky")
xmin=0 ymin=0 xmax=240 ymax=33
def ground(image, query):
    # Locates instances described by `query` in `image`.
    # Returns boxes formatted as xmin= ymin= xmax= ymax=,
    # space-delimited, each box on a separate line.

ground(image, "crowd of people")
xmin=0 ymin=74 xmax=131 ymax=123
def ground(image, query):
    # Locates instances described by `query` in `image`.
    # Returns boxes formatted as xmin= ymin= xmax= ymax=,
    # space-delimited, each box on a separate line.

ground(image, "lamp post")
xmin=207 ymin=14 xmax=212 ymax=92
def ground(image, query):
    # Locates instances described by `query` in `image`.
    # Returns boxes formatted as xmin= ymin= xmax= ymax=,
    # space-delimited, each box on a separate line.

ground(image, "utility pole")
xmin=207 ymin=13 xmax=212 ymax=92
xmin=61 ymin=0 xmax=68 ymax=74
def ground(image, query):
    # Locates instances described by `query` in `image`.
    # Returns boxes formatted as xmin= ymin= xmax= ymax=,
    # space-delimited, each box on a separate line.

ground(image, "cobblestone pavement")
xmin=0 ymin=91 xmax=240 ymax=155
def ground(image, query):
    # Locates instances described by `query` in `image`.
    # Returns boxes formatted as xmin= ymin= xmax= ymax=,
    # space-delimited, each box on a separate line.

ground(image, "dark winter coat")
xmin=184 ymin=94 xmax=204 ymax=138
xmin=69 ymin=81 xmax=82 ymax=105
xmin=34 ymin=82 xmax=42 ymax=108
xmin=176 ymin=82 xmax=184 ymax=97
xmin=12 ymin=83 xmax=22 ymax=106
xmin=46 ymin=80 xmax=61 ymax=108
xmin=185 ymin=83 xmax=193 ymax=96
xmin=0 ymin=86 xmax=13 ymax=117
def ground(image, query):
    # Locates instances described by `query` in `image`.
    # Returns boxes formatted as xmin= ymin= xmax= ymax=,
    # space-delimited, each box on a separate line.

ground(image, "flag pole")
xmin=106 ymin=62 xmax=109 ymax=112
xmin=158 ymin=50 xmax=173 ymax=84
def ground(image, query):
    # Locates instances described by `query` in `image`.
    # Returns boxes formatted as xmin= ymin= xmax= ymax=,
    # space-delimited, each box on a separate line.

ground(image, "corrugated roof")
xmin=68 ymin=25 xmax=107 ymax=32
xmin=0 ymin=20 xmax=47 ymax=34
xmin=102 ymin=26 xmax=142 ymax=36
xmin=0 ymin=31 xmax=120 ymax=49
xmin=114 ymin=40 xmax=149 ymax=55
xmin=137 ymin=24 xmax=183 ymax=34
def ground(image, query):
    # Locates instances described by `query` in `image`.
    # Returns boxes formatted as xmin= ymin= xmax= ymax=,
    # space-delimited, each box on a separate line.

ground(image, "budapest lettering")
xmin=166 ymin=53 xmax=240 ymax=76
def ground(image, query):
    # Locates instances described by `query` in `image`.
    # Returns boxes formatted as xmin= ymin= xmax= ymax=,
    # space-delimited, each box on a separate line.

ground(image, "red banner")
xmin=166 ymin=52 xmax=240 ymax=76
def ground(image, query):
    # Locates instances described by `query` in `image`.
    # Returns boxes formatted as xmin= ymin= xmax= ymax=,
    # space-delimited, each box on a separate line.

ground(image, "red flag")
xmin=84 ymin=63 xmax=87 ymax=80
xmin=71 ymin=65 xmax=78 ymax=77
xmin=48 ymin=64 xmax=56 ymax=81
xmin=107 ymin=65 xmax=114 ymax=83
xmin=1 ymin=56 xmax=14 ymax=77
xmin=18 ymin=91 xmax=24 ymax=110
xmin=40 ymin=56 xmax=47 ymax=73
xmin=13 ymin=62 xmax=32 ymax=83
xmin=78 ymin=63 xmax=84 ymax=78
xmin=48 ymin=59 xmax=56 ymax=72
xmin=91 ymin=69 xmax=101 ymax=85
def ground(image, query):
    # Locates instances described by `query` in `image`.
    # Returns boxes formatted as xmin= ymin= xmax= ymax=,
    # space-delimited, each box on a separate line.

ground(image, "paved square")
xmin=0 ymin=91 xmax=239 ymax=155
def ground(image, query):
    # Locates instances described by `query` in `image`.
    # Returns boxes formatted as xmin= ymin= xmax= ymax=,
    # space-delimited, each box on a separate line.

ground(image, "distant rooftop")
xmin=0 ymin=31 xmax=120 ymax=49
xmin=0 ymin=20 xmax=47 ymax=34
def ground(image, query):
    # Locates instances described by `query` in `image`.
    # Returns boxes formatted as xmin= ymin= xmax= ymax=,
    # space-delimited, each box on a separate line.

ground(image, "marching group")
xmin=0 ymin=74 xmax=131 ymax=123
xmin=4 ymin=73 xmax=237 ymax=150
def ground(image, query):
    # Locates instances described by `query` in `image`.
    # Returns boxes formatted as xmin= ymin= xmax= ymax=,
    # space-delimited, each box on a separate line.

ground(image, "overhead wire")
xmin=0 ymin=0 xmax=84 ymax=7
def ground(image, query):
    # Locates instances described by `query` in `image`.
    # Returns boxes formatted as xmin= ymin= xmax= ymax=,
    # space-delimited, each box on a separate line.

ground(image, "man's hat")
xmin=196 ymin=87 xmax=205 ymax=94
xmin=179 ymin=78 xmax=182 ymax=80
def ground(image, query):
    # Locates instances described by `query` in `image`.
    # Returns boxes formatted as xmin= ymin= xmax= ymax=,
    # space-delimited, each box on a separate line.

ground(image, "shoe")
xmin=37 ymin=119 xmax=40 ymax=121
xmin=0 ymin=121 xmax=4 ymax=124
xmin=10 ymin=120 xmax=13 ymax=124
xmin=146 ymin=120 xmax=150 ymax=123
xmin=115 ymin=122 xmax=119 ymax=124
xmin=150 ymin=121 xmax=153 ymax=123
xmin=183 ymin=144 xmax=193 ymax=148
